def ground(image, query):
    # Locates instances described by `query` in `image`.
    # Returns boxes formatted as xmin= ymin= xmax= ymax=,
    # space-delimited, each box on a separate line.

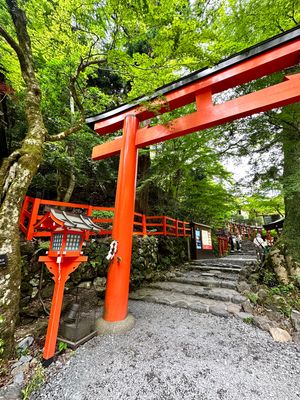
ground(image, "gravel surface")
xmin=32 ymin=301 xmax=300 ymax=400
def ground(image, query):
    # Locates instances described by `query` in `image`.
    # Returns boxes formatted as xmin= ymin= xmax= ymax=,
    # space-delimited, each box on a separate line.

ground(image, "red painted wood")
xmin=40 ymin=255 xmax=87 ymax=360
xmin=20 ymin=196 xmax=196 ymax=239
xmin=134 ymin=73 xmax=300 ymax=147
xmin=94 ymin=39 xmax=300 ymax=135
xmin=103 ymin=115 xmax=139 ymax=321
xmin=92 ymin=73 xmax=300 ymax=159
xmin=27 ymin=198 xmax=41 ymax=240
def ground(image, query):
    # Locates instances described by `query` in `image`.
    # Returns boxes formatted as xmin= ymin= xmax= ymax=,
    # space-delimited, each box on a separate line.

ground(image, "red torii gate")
xmin=86 ymin=27 xmax=300 ymax=329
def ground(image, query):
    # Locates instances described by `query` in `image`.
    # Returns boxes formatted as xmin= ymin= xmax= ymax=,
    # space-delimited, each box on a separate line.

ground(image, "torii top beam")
xmin=87 ymin=27 xmax=300 ymax=160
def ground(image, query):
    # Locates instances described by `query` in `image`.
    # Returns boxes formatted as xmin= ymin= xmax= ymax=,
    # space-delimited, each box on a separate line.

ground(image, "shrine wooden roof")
xmin=34 ymin=209 xmax=101 ymax=232
xmin=86 ymin=26 xmax=300 ymax=130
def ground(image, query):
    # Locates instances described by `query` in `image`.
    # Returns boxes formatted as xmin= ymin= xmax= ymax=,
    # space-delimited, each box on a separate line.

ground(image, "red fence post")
xmin=163 ymin=216 xmax=167 ymax=236
xmin=27 ymin=197 xmax=41 ymax=240
xmin=87 ymin=205 xmax=93 ymax=217
xmin=86 ymin=205 xmax=93 ymax=240
xmin=19 ymin=196 xmax=30 ymax=234
xmin=218 ymin=237 xmax=222 ymax=257
xmin=142 ymin=214 xmax=147 ymax=236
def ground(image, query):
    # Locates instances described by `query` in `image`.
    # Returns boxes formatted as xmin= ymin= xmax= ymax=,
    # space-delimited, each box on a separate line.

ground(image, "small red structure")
xmin=218 ymin=236 xmax=229 ymax=257
xmin=34 ymin=209 xmax=100 ymax=362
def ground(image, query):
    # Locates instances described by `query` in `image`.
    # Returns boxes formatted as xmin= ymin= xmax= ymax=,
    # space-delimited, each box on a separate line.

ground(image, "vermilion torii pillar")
xmin=86 ymin=27 xmax=300 ymax=330
xmin=103 ymin=115 xmax=139 ymax=322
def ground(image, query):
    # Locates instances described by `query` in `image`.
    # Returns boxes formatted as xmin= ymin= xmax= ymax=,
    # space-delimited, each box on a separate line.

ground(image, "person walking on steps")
xmin=229 ymin=233 xmax=236 ymax=253
xmin=236 ymin=233 xmax=242 ymax=253
xmin=253 ymin=233 xmax=266 ymax=262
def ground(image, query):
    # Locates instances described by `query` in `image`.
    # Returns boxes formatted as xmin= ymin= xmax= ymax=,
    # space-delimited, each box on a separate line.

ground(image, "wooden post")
xmin=218 ymin=238 xmax=222 ymax=257
xmin=186 ymin=236 xmax=191 ymax=261
xmin=86 ymin=205 xmax=93 ymax=240
xmin=39 ymin=256 xmax=87 ymax=361
xmin=163 ymin=216 xmax=167 ymax=236
xmin=27 ymin=197 xmax=41 ymax=240
xmin=142 ymin=214 xmax=147 ymax=236
xmin=103 ymin=115 xmax=139 ymax=322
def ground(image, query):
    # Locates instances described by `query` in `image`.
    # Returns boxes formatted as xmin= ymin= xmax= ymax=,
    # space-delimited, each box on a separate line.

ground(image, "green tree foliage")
xmin=205 ymin=0 xmax=300 ymax=278
xmin=0 ymin=0 xmax=234 ymax=361
xmin=140 ymin=131 xmax=237 ymax=225
xmin=240 ymin=194 xmax=284 ymax=221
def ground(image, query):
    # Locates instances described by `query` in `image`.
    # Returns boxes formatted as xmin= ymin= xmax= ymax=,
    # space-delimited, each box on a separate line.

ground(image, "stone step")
xmin=180 ymin=270 xmax=239 ymax=282
xmin=193 ymin=257 xmax=256 ymax=267
xmin=170 ymin=275 xmax=237 ymax=289
xmin=148 ymin=281 xmax=246 ymax=304
xmin=189 ymin=258 xmax=242 ymax=269
xmin=190 ymin=262 xmax=242 ymax=270
xmin=129 ymin=288 xmax=242 ymax=317
xmin=188 ymin=265 xmax=241 ymax=274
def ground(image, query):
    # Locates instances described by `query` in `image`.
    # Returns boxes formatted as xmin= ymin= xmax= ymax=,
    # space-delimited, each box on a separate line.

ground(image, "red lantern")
xmin=34 ymin=209 xmax=100 ymax=363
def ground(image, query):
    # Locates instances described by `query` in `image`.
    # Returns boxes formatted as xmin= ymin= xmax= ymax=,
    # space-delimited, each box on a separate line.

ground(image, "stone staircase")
xmin=130 ymin=241 xmax=257 ymax=319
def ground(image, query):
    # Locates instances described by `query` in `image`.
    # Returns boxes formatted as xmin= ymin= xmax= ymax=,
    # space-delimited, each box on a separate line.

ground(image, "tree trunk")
xmin=269 ymin=104 xmax=300 ymax=283
xmin=57 ymin=171 xmax=76 ymax=203
xmin=136 ymin=148 xmax=151 ymax=214
xmin=0 ymin=128 xmax=45 ymax=361
xmin=0 ymin=0 xmax=46 ymax=362
xmin=0 ymin=87 xmax=9 ymax=160
xmin=0 ymin=0 xmax=85 ymax=362
xmin=63 ymin=171 xmax=76 ymax=203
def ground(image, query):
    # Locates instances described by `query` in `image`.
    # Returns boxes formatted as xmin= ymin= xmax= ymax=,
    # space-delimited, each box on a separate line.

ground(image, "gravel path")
xmin=32 ymin=301 xmax=300 ymax=400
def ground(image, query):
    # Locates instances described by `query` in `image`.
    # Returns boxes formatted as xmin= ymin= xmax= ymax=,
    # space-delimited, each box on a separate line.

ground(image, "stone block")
xmin=291 ymin=309 xmax=300 ymax=331
xmin=0 ymin=384 xmax=22 ymax=400
xmin=93 ymin=277 xmax=106 ymax=291
xmin=242 ymin=299 xmax=253 ymax=313
xmin=209 ymin=305 xmax=230 ymax=318
xmin=13 ymin=373 xmax=24 ymax=386
xmin=171 ymin=300 xmax=189 ymax=308
xmin=253 ymin=316 xmax=274 ymax=332
xmin=269 ymin=327 xmax=292 ymax=342
xmin=292 ymin=332 xmax=300 ymax=344
xmin=236 ymin=312 xmax=253 ymax=321
xmin=265 ymin=309 xmax=282 ymax=322
xmin=78 ymin=281 xmax=92 ymax=289
xmin=227 ymin=303 xmax=241 ymax=315
xmin=96 ymin=314 xmax=135 ymax=335
xmin=17 ymin=336 xmax=33 ymax=351
xmin=190 ymin=303 xmax=209 ymax=313
xmin=237 ymin=281 xmax=251 ymax=294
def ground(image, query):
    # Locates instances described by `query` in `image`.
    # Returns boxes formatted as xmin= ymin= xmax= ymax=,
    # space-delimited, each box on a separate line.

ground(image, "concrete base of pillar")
xmin=95 ymin=313 xmax=135 ymax=335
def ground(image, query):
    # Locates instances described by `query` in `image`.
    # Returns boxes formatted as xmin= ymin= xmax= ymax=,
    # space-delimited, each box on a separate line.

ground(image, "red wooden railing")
xmin=218 ymin=236 xmax=229 ymax=257
xmin=227 ymin=222 xmax=262 ymax=239
xmin=20 ymin=196 xmax=191 ymax=240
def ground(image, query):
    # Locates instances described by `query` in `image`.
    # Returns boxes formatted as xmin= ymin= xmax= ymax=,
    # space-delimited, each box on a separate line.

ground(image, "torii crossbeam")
xmin=86 ymin=27 xmax=300 ymax=328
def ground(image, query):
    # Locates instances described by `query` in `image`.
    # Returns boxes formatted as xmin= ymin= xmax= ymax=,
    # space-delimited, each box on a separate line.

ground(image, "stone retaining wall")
xmin=20 ymin=236 xmax=189 ymax=309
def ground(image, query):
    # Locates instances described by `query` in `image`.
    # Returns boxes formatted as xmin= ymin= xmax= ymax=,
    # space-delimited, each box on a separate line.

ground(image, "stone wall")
xmin=20 ymin=236 xmax=189 ymax=310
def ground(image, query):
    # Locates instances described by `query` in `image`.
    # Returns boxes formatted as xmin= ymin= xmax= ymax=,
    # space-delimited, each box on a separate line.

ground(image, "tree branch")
xmin=46 ymin=57 xmax=107 ymax=142
xmin=0 ymin=25 xmax=24 ymax=64
xmin=0 ymin=150 xmax=21 ymax=195
xmin=45 ymin=118 xmax=85 ymax=142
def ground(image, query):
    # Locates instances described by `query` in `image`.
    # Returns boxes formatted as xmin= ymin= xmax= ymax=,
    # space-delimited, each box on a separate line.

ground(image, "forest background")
xmin=0 ymin=0 xmax=299 ymax=361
